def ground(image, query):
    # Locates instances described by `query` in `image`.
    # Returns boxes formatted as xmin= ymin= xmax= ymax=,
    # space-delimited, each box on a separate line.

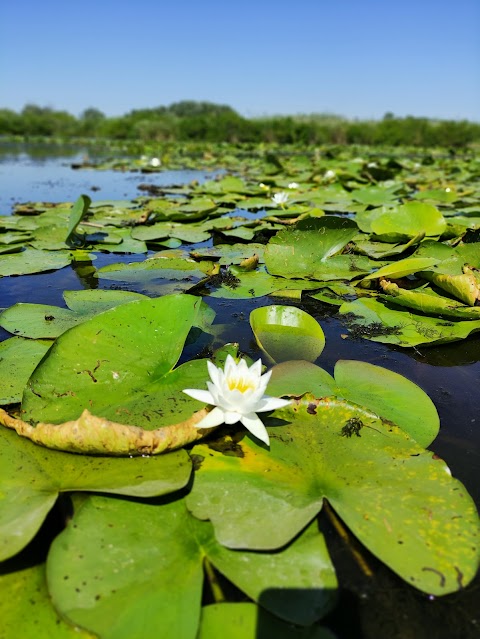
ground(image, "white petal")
xmin=249 ymin=358 xmax=263 ymax=377
xmin=207 ymin=360 xmax=222 ymax=387
xmin=256 ymin=396 xmax=291 ymax=413
xmin=195 ymin=406 xmax=226 ymax=429
xmin=240 ymin=413 xmax=270 ymax=446
xmin=224 ymin=411 xmax=241 ymax=424
xmin=182 ymin=389 xmax=215 ymax=404
xmin=224 ymin=354 xmax=236 ymax=377
xmin=258 ymin=369 xmax=272 ymax=393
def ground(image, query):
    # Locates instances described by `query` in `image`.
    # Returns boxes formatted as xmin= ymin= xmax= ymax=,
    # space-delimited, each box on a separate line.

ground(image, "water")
xmin=0 ymin=144 xmax=479 ymax=638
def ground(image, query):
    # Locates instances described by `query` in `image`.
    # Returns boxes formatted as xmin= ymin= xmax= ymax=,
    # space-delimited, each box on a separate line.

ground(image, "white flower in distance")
xmin=288 ymin=182 xmax=299 ymax=189
xmin=150 ymin=157 xmax=161 ymax=167
xmin=271 ymin=192 xmax=289 ymax=207
xmin=183 ymin=355 xmax=290 ymax=445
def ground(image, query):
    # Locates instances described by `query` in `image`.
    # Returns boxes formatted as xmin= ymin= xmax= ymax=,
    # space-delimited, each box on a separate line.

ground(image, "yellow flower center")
xmin=227 ymin=376 xmax=255 ymax=394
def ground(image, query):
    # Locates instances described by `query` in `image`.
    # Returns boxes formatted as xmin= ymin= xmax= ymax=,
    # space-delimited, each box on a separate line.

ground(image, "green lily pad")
xmin=371 ymin=202 xmax=446 ymax=240
xmin=47 ymin=495 xmax=336 ymax=639
xmin=0 ymin=248 xmax=72 ymax=277
xmin=186 ymin=396 xmax=479 ymax=595
xmin=0 ymin=337 xmax=51 ymax=404
xmin=0 ymin=290 xmax=148 ymax=339
xmin=0 ymin=426 xmax=191 ymax=561
xmin=264 ymin=217 xmax=360 ymax=280
xmin=21 ymin=295 xmax=213 ymax=429
xmin=380 ymin=281 xmax=480 ymax=319
xmin=250 ymin=305 xmax=325 ymax=363
xmin=339 ymin=297 xmax=480 ymax=346
xmin=267 ymin=359 xmax=439 ymax=447
xmin=198 ymin=603 xmax=336 ymax=639
xmin=0 ymin=564 xmax=94 ymax=638
xmin=95 ymin=256 xmax=213 ymax=284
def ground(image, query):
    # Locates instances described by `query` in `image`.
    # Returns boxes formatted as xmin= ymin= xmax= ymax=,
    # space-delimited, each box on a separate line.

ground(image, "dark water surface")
xmin=0 ymin=147 xmax=479 ymax=639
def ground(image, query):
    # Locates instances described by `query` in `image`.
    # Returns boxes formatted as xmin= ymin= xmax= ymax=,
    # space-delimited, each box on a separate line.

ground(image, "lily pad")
xmin=250 ymin=305 xmax=325 ymax=363
xmin=0 ymin=564 xmax=94 ymax=638
xmin=339 ymin=297 xmax=480 ymax=346
xmin=21 ymin=295 xmax=214 ymax=430
xmin=0 ymin=290 xmax=148 ymax=339
xmin=47 ymin=495 xmax=337 ymax=639
xmin=0 ymin=337 xmax=52 ymax=404
xmin=186 ymin=396 xmax=479 ymax=595
xmin=264 ymin=217 xmax=360 ymax=280
xmin=0 ymin=426 xmax=192 ymax=561
xmin=198 ymin=603 xmax=336 ymax=639
xmin=0 ymin=248 xmax=72 ymax=277
xmin=371 ymin=202 xmax=446 ymax=239
xmin=267 ymin=359 xmax=439 ymax=447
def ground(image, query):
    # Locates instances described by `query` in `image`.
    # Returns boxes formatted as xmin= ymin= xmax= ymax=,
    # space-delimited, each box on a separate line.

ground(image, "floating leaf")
xmin=0 ymin=337 xmax=51 ymax=404
xmin=250 ymin=305 xmax=325 ymax=363
xmin=264 ymin=217 xmax=361 ymax=280
xmin=339 ymin=297 xmax=480 ymax=346
xmin=198 ymin=603 xmax=336 ymax=639
xmin=380 ymin=281 xmax=480 ymax=319
xmin=47 ymin=495 xmax=336 ymax=639
xmin=0 ymin=290 xmax=148 ymax=339
xmin=0 ymin=248 xmax=72 ymax=277
xmin=187 ymin=396 xmax=479 ymax=595
xmin=21 ymin=295 xmax=214 ymax=430
xmin=267 ymin=359 xmax=439 ymax=447
xmin=371 ymin=202 xmax=446 ymax=239
xmin=361 ymin=256 xmax=439 ymax=281
xmin=0 ymin=426 xmax=192 ymax=561
xmin=0 ymin=564 xmax=94 ymax=638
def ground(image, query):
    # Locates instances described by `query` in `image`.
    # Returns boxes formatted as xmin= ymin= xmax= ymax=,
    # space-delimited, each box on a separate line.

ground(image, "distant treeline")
xmin=1 ymin=101 xmax=479 ymax=147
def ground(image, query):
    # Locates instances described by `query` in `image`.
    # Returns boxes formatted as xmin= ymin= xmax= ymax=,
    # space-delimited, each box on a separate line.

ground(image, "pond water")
xmin=0 ymin=145 xmax=479 ymax=638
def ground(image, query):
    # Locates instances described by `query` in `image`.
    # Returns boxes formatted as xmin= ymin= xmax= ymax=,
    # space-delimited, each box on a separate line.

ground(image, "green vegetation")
xmin=1 ymin=143 xmax=479 ymax=637
xmin=1 ymin=101 xmax=479 ymax=147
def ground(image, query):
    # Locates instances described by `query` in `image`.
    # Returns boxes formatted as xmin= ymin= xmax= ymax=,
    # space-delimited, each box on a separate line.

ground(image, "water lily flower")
xmin=323 ymin=169 xmax=336 ymax=180
xmin=271 ymin=192 xmax=289 ymax=207
xmin=288 ymin=182 xmax=299 ymax=189
xmin=183 ymin=355 xmax=290 ymax=445
xmin=150 ymin=157 xmax=161 ymax=167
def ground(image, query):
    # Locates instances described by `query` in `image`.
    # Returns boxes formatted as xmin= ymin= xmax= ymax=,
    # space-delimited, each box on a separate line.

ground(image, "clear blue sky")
xmin=1 ymin=0 xmax=479 ymax=121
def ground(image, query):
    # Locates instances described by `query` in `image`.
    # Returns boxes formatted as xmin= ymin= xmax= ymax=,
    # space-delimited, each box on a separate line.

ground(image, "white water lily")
xmin=288 ymin=182 xmax=299 ymax=189
xmin=271 ymin=191 xmax=289 ymax=207
xmin=323 ymin=169 xmax=336 ymax=180
xmin=183 ymin=355 xmax=290 ymax=445
xmin=150 ymin=157 xmax=161 ymax=167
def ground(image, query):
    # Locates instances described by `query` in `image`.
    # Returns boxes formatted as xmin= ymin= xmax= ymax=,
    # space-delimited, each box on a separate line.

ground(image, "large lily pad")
xmin=0 ymin=564 xmax=94 ymax=638
xmin=21 ymin=294 xmax=213 ymax=429
xmin=0 ymin=290 xmax=148 ymax=339
xmin=0 ymin=337 xmax=51 ymax=404
xmin=0 ymin=426 xmax=192 ymax=561
xmin=47 ymin=495 xmax=337 ymax=639
xmin=186 ymin=397 xmax=479 ymax=595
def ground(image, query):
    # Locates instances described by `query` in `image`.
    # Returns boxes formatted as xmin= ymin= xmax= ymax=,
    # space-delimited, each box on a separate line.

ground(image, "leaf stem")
xmin=203 ymin=557 xmax=226 ymax=603
xmin=324 ymin=501 xmax=374 ymax=578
